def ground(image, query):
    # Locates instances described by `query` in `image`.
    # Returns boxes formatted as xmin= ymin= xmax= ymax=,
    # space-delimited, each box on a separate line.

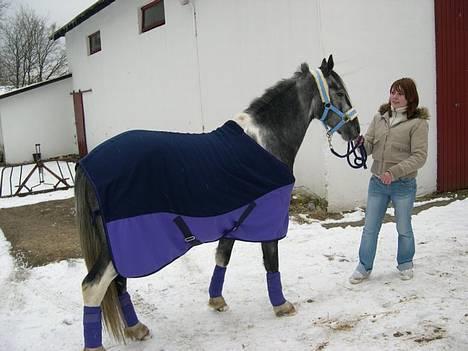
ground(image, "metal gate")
xmin=435 ymin=0 xmax=468 ymax=192
xmin=0 ymin=151 xmax=76 ymax=198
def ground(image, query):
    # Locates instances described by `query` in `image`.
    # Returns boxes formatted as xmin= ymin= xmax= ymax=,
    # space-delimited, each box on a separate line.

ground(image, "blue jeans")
xmin=357 ymin=176 xmax=416 ymax=273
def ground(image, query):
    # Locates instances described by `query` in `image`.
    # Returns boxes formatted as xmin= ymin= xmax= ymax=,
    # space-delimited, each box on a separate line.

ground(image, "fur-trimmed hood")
xmin=411 ymin=107 xmax=430 ymax=120
xmin=378 ymin=104 xmax=430 ymax=120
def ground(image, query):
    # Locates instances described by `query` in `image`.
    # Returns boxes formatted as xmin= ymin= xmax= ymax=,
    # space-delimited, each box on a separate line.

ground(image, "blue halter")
xmin=310 ymin=68 xmax=358 ymax=135
xmin=310 ymin=68 xmax=367 ymax=169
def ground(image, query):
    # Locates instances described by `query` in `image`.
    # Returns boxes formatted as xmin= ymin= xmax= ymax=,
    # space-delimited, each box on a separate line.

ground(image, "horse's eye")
xmin=337 ymin=92 xmax=345 ymax=97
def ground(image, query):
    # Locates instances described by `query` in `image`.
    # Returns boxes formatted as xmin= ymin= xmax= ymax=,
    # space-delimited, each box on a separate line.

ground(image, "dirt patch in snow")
xmin=0 ymin=189 xmax=467 ymax=268
xmin=0 ymin=197 xmax=80 ymax=267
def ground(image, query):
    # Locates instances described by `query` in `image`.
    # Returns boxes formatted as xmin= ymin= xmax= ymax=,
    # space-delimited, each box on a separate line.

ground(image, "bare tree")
xmin=0 ymin=6 xmax=68 ymax=88
xmin=0 ymin=0 xmax=9 ymax=83
xmin=0 ymin=0 xmax=8 ymax=21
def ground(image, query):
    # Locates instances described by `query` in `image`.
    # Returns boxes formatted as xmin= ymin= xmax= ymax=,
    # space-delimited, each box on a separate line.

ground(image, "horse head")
xmin=306 ymin=55 xmax=361 ymax=142
xmin=242 ymin=57 xmax=362 ymax=168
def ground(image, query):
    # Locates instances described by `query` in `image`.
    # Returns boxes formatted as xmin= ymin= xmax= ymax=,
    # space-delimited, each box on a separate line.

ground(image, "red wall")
xmin=435 ymin=0 xmax=468 ymax=192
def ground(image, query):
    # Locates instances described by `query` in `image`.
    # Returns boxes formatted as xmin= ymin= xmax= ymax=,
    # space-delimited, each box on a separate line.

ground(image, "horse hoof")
xmin=208 ymin=296 xmax=229 ymax=312
xmin=83 ymin=347 xmax=106 ymax=351
xmin=273 ymin=301 xmax=296 ymax=317
xmin=124 ymin=322 xmax=151 ymax=341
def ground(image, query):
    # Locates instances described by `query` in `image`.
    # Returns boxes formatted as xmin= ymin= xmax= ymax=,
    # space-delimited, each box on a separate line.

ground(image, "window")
xmin=141 ymin=0 xmax=165 ymax=33
xmin=88 ymin=31 xmax=101 ymax=55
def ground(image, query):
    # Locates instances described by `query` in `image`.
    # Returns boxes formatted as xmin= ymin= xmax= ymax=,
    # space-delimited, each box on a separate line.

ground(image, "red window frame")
xmin=88 ymin=31 xmax=101 ymax=55
xmin=141 ymin=0 xmax=165 ymax=33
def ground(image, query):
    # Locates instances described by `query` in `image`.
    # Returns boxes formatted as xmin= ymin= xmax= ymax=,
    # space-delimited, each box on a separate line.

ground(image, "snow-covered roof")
xmin=0 ymin=86 xmax=11 ymax=95
xmin=0 ymin=74 xmax=72 ymax=100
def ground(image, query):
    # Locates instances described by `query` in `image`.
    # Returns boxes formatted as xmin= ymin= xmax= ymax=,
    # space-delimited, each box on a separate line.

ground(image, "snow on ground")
xmin=321 ymin=207 xmax=365 ymax=224
xmin=0 ymin=188 xmax=75 ymax=208
xmin=0 ymin=190 xmax=467 ymax=350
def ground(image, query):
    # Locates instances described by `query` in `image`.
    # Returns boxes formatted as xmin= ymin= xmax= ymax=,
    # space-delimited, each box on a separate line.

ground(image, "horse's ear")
xmin=320 ymin=58 xmax=327 ymax=70
xmin=320 ymin=57 xmax=330 ymax=76
xmin=327 ymin=55 xmax=334 ymax=71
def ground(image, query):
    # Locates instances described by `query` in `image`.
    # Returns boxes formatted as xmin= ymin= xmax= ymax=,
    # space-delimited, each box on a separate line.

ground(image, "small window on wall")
xmin=88 ymin=31 xmax=101 ymax=55
xmin=141 ymin=0 xmax=165 ymax=33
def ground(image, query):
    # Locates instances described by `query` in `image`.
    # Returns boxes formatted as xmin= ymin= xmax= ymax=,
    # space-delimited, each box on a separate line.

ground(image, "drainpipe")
xmin=180 ymin=0 xmax=205 ymax=132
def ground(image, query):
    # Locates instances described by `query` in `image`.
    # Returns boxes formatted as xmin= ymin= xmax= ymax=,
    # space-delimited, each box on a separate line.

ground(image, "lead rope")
xmin=327 ymin=135 xmax=368 ymax=169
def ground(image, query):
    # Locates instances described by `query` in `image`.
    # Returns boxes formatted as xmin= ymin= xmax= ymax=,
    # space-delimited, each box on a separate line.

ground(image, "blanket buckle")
xmin=184 ymin=235 xmax=197 ymax=243
xmin=173 ymin=216 xmax=201 ymax=246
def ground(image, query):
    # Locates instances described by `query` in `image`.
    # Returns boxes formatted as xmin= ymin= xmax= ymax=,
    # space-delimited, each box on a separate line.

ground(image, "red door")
xmin=72 ymin=90 xmax=88 ymax=157
xmin=435 ymin=0 xmax=468 ymax=191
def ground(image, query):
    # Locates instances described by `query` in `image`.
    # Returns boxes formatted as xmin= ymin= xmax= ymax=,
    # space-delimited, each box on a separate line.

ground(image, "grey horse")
xmin=75 ymin=55 xmax=361 ymax=350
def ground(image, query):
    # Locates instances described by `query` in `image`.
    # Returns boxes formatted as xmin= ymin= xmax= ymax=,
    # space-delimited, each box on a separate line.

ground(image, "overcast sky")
xmin=6 ymin=0 xmax=97 ymax=27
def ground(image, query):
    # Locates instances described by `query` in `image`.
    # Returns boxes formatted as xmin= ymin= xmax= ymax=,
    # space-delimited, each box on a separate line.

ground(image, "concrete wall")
xmin=0 ymin=77 xmax=77 ymax=164
xmin=64 ymin=0 xmax=437 ymax=210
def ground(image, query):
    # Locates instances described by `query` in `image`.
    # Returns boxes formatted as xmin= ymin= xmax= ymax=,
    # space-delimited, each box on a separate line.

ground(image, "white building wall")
xmin=65 ymin=0 xmax=202 ymax=149
xmin=318 ymin=0 xmax=437 ymax=211
xmin=0 ymin=78 xmax=77 ymax=164
xmin=194 ymin=0 xmax=328 ymax=198
xmin=189 ymin=0 xmax=437 ymax=209
xmin=63 ymin=0 xmax=437 ymax=210
xmin=0 ymin=111 xmax=4 ymax=161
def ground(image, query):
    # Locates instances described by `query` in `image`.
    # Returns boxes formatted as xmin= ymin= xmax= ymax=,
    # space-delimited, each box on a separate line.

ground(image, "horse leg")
xmin=115 ymin=276 xmax=150 ymax=341
xmin=76 ymin=166 xmax=148 ymax=350
xmin=82 ymin=256 xmax=118 ymax=351
xmin=262 ymin=241 xmax=296 ymax=317
xmin=208 ymin=238 xmax=235 ymax=311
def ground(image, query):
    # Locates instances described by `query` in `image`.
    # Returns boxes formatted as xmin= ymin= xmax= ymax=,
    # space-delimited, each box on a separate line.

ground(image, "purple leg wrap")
xmin=83 ymin=306 xmax=102 ymax=349
xmin=209 ymin=265 xmax=227 ymax=298
xmin=118 ymin=292 xmax=139 ymax=327
xmin=266 ymin=272 xmax=286 ymax=307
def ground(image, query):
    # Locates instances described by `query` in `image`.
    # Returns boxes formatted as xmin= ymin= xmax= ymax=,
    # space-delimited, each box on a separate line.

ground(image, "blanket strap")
xmin=173 ymin=216 xmax=202 ymax=246
xmin=229 ymin=202 xmax=257 ymax=233
xmin=174 ymin=202 xmax=256 ymax=245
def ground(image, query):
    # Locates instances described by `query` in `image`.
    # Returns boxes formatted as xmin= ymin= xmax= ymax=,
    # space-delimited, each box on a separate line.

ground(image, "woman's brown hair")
xmin=380 ymin=78 xmax=419 ymax=119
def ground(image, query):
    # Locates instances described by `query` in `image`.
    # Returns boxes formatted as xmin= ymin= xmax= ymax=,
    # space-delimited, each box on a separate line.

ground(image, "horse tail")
xmin=75 ymin=167 xmax=125 ymax=342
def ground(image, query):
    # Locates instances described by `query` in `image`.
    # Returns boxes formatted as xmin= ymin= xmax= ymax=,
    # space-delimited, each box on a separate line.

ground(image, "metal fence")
xmin=0 ymin=159 xmax=76 ymax=198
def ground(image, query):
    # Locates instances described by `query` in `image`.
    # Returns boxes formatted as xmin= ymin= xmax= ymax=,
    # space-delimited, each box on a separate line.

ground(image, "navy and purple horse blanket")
xmin=79 ymin=121 xmax=295 ymax=278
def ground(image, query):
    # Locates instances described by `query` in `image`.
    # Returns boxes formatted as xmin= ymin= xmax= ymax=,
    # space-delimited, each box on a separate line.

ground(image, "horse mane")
xmin=245 ymin=63 xmax=310 ymax=116
xmin=245 ymin=78 xmax=296 ymax=115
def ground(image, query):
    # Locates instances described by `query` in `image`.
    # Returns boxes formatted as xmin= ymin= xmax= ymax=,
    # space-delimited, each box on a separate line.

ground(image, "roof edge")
xmin=0 ymin=73 xmax=73 ymax=100
xmin=52 ymin=0 xmax=116 ymax=40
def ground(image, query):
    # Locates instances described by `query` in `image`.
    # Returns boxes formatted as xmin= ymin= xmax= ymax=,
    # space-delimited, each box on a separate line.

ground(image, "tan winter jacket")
xmin=364 ymin=105 xmax=429 ymax=180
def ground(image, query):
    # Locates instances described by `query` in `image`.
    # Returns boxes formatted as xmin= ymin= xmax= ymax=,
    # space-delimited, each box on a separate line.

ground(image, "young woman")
xmin=350 ymin=78 xmax=429 ymax=284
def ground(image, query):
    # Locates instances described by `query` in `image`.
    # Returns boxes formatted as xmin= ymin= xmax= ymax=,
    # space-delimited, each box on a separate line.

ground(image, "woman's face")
xmin=390 ymin=87 xmax=408 ymax=109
